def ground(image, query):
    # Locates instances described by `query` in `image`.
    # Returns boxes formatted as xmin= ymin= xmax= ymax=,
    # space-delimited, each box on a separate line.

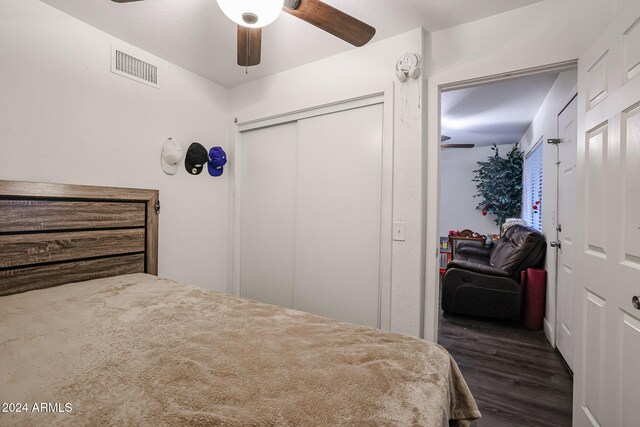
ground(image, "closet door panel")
xmin=294 ymin=104 xmax=384 ymax=327
xmin=239 ymin=123 xmax=297 ymax=308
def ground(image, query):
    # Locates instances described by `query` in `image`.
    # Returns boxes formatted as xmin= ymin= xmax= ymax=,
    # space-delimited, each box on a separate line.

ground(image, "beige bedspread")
xmin=0 ymin=274 xmax=479 ymax=426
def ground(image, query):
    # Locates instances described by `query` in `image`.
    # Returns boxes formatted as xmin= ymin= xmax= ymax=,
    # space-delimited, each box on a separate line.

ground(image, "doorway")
xmin=435 ymin=69 xmax=577 ymax=425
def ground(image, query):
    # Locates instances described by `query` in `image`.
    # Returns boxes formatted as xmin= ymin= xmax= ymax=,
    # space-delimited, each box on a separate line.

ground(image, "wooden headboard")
xmin=0 ymin=180 xmax=158 ymax=296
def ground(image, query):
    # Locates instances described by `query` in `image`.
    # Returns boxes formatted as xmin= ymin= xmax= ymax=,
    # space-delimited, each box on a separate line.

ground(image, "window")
xmin=523 ymin=141 xmax=543 ymax=232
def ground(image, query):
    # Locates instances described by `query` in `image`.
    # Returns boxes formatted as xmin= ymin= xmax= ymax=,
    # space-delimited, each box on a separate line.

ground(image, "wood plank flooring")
xmin=438 ymin=311 xmax=573 ymax=426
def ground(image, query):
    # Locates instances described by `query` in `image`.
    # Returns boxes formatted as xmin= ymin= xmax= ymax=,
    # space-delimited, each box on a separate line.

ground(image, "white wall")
xmin=230 ymin=29 xmax=426 ymax=337
xmin=429 ymin=0 xmax=616 ymax=82
xmin=518 ymin=70 xmax=578 ymax=344
xmin=0 ymin=0 xmax=231 ymax=292
xmin=424 ymin=0 xmax=620 ymax=341
xmin=439 ymin=145 xmax=514 ymax=238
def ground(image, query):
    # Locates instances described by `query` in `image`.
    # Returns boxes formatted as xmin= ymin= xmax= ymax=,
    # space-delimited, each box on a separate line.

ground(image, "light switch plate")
xmin=393 ymin=221 xmax=406 ymax=241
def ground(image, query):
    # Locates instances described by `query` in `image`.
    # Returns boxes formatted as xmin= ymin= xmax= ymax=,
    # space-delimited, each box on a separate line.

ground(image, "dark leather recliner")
xmin=441 ymin=225 xmax=546 ymax=321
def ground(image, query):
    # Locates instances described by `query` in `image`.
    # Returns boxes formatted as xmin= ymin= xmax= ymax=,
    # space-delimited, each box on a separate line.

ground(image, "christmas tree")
xmin=472 ymin=144 xmax=524 ymax=231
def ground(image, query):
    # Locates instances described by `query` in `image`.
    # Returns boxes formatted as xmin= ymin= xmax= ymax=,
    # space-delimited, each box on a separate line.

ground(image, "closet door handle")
xmin=633 ymin=296 xmax=640 ymax=310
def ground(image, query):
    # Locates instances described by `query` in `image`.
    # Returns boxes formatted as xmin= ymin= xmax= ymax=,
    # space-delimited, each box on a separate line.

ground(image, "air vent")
xmin=111 ymin=46 xmax=159 ymax=88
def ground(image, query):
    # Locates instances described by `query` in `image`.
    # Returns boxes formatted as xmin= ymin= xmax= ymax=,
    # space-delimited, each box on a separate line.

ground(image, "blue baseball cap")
xmin=207 ymin=146 xmax=227 ymax=177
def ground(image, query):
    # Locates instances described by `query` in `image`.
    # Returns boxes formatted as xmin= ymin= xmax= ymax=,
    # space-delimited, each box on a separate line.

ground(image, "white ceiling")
xmin=40 ymin=0 xmax=541 ymax=88
xmin=441 ymin=72 xmax=561 ymax=148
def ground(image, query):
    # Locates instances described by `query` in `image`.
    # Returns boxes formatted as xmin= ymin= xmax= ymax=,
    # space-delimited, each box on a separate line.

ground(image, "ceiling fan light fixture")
xmin=217 ymin=0 xmax=284 ymax=28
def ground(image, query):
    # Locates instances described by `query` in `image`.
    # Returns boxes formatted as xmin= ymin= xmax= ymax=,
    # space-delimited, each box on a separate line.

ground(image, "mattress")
xmin=0 ymin=274 xmax=480 ymax=426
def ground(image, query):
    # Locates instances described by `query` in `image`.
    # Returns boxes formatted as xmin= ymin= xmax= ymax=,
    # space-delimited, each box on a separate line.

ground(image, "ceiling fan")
xmin=440 ymin=135 xmax=475 ymax=149
xmin=111 ymin=0 xmax=376 ymax=67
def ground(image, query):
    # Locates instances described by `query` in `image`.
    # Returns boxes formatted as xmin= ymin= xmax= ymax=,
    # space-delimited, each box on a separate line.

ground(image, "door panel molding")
xmin=587 ymin=50 xmax=609 ymax=109
xmin=621 ymin=102 xmax=640 ymax=264
xmin=581 ymin=290 xmax=606 ymax=426
xmin=623 ymin=17 xmax=640 ymax=81
xmin=585 ymin=123 xmax=608 ymax=257
xmin=620 ymin=310 xmax=640 ymax=426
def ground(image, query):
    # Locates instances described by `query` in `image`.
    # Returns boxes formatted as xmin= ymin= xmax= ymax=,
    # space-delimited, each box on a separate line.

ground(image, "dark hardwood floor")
xmin=438 ymin=311 xmax=573 ymax=426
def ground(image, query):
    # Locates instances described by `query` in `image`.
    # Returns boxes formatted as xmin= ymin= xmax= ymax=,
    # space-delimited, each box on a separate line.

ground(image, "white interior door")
xmin=573 ymin=3 xmax=640 ymax=426
xmin=294 ymin=104 xmax=383 ymax=328
xmin=239 ymin=122 xmax=298 ymax=308
xmin=555 ymin=96 xmax=578 ymax=371
xmin=238 ymin=103 xmax=384 ymax=328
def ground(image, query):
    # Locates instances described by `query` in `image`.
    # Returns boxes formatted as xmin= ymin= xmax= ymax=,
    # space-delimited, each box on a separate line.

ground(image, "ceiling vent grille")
xmin=111 ymin=47 xmax=159 ymax=88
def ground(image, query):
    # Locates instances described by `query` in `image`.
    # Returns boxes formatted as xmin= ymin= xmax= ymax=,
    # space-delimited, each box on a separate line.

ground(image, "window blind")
xmin=523 ymin=142 xmax=543 ymax=232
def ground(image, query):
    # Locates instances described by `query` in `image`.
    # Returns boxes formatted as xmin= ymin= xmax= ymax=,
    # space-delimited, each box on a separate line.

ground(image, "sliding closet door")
xmin=294 ymin=104 xmax=384 ymax=327
xmin=239 ymin=122 xmax=297 ymax=307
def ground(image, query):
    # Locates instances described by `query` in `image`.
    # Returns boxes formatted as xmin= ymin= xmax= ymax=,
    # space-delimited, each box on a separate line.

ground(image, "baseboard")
xmin=543 ymin=318 xmax=555 ymax=347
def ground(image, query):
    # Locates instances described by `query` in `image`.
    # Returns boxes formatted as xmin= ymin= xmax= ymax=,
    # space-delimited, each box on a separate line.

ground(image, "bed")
xmin=0 ymin=180 xmax=480 ymax=426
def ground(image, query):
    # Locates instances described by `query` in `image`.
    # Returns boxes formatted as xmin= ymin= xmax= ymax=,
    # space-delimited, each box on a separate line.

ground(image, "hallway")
xmin=439 ymin=312 xmax=573 ymax=426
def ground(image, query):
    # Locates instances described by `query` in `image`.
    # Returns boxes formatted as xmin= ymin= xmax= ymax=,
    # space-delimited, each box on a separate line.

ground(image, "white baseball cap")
xmin=161 ymin=138 xmax=183 ymax=175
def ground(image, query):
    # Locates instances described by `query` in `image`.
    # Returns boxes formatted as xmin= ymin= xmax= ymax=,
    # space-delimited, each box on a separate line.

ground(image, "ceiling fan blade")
xmin=111 ymin=0 xmax=144 ymax=3
xmin=441 ymin=135 xmax=452 ymax=142
xmin=283 ymin=0 xmax=375 ymax=47
xmin=441 ymin=144 xmax=476 ymax=149
xmin=237 ymin=26 xmax=262 ymax=67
